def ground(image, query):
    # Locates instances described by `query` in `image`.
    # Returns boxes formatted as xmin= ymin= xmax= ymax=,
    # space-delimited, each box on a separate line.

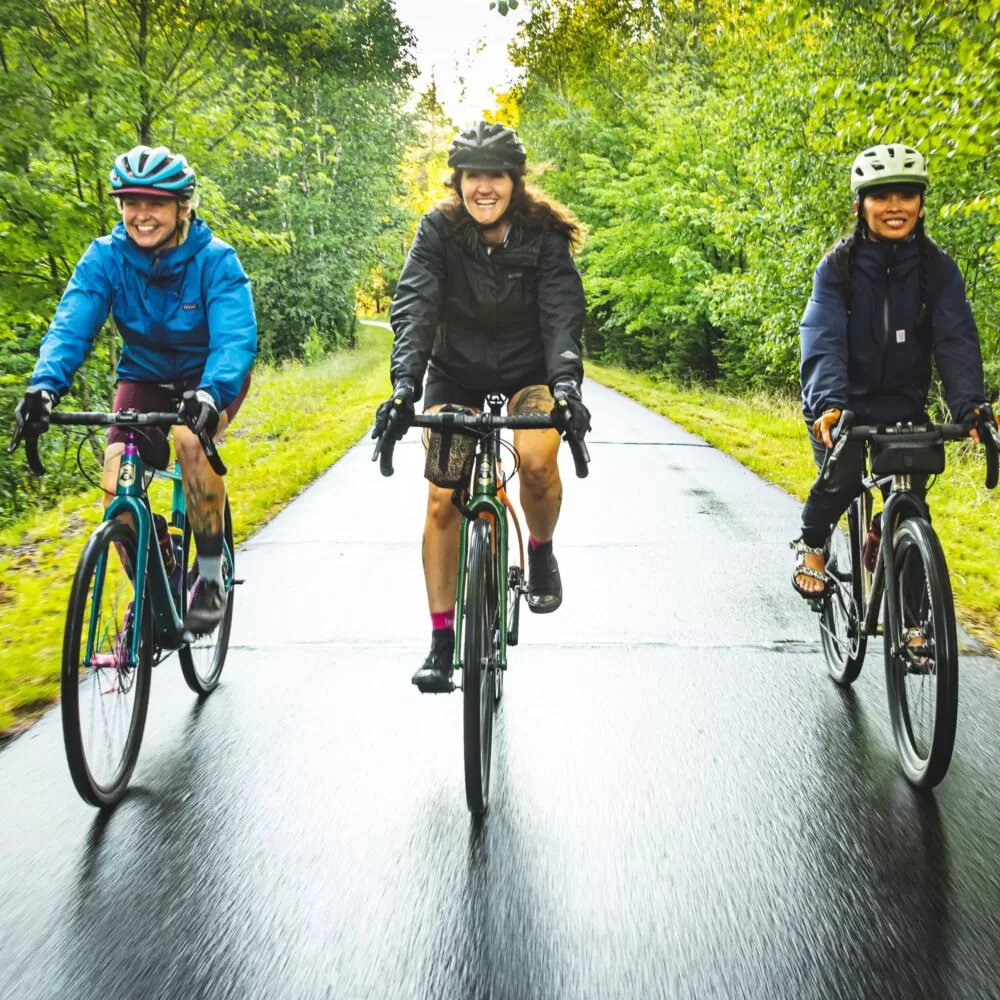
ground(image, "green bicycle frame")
xmin=452 ymin=438 xmax=509 ymax=673
xmin=85 ymin=435 xmax=188 ymax=667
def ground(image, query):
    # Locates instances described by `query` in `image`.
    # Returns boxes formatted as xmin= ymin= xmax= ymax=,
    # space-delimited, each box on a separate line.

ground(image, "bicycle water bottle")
xmin=153 ymin=514 xmax=177 ymax=576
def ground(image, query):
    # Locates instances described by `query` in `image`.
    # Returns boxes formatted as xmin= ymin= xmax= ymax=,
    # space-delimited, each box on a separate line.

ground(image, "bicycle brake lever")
xmin=9 ymin=421 xmax=46 ymax=475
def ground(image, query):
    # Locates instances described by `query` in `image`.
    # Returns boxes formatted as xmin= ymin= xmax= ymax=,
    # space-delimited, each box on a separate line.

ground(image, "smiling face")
xmin=856 ymin=187 xmax=924 ymax=242
xmin=459 ymin=169 xmax=514 ymax=233
xmin=119 ymin=195 xmax=188 ymax=249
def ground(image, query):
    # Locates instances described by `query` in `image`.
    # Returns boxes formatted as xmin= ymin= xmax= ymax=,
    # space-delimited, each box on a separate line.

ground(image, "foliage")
xmin=359 ymin=78 xmax=455 ymax=312
xmin=0 ymin=0 xmax=415 ymax=525
xmin=510 ymin=0 xmax=1000 ymax=398
xmin=0 ymin=323 xmax=391 ymax=739
xmin=589 ymin=358 xmax=1000 ymax=648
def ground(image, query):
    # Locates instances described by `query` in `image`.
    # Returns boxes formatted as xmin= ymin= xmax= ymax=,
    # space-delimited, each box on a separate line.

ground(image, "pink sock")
xmin=431 ymin=610 xmax=455 ymax=631
xmin=529 ymin=536 xmax=551 ymax=551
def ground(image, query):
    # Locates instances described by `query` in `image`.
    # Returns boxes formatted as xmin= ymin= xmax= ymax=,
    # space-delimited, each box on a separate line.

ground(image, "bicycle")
xmin=8 ymin=404 xmax=236 ymax=807
xmin=373 ymin=394 xmax=590 ymax=816
xmin=817 ymin=406 xmax=1000 ymax=788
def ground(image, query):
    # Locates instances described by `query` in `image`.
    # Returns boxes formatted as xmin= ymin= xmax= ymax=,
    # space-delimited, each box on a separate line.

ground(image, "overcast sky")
xmin=391 ymin=0 xmax=526 ymax=125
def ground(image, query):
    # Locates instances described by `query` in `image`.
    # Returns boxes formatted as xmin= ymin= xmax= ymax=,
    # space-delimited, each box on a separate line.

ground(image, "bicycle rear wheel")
xmin=883 ymin=516 xmax=958 ymax=788
xmin=62 ymin=519 xmax=152 ymax=807
xmin=463 ymin=518 xmax=499 ymax=816
xmin=821 ymin=506 xmax=867 ymax=687
xmin=179 ymin=499 xmax=235 ymax=695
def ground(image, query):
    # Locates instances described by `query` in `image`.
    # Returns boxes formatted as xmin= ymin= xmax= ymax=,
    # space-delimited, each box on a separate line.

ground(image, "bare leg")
xmin=423 ymin=483 xmax=462 ymax=613
xmin=174 ymin=416 xmax=229 ymax=563
xmin=510 ymin=385 xmax=562 ymax=542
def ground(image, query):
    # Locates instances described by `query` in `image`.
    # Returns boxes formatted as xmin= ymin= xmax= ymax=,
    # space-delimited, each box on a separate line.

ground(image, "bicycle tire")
xmin=463 ymin=518 xmax=498 ymax=816
xmin=821 ymin=505 xmax=867 ymax=687
xmin=883 ymin=516 xmax=958 ymax=788
xmin=179 ymin=498 xmax=235 ymax=695
xmin=62 ymin=519 xmax=152 ymax=807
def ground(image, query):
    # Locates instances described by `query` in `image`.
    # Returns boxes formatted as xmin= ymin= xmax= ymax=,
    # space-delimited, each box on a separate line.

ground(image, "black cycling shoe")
xmin=412 ymin=628 xmax=455 ymax=693
xmin=183 ymin=576 xmax=226 ymax=638
xmin=527 ymin=541 xmax=562 ymax=614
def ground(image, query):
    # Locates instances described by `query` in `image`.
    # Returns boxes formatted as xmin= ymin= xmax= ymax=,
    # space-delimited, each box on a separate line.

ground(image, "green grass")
xmin=0 ymin=323 xmax=391 ymax=739
xmin=588 ymin=361 xmax=1000 ymax=649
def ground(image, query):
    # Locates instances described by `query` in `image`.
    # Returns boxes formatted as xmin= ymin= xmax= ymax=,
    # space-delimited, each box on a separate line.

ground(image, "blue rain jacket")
xmin=799 ymin=236 xmax=984 ymax=424
xmin=31 ymin=217 xmax=257 ymax=408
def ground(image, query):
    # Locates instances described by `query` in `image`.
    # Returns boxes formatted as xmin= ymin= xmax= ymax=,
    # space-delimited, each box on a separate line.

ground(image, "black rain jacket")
xmin=800 ymin=236 xmax=984 ymax=424
xmin=389 ymin=208 xmax=585 ymax=398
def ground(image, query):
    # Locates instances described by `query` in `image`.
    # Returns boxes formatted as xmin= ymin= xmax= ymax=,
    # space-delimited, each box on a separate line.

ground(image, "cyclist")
xmin=372 ymin=121 xmax=590 ymax=693
xmin=12 ymin=144 xmax=257 ymax=634
xmin=794 ymin=142 xmax=997 ymax=598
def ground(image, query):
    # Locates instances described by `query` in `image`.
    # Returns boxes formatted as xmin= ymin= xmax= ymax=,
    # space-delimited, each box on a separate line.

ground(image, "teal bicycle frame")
xmin=86 ymin=432 xmax=192 ymax=668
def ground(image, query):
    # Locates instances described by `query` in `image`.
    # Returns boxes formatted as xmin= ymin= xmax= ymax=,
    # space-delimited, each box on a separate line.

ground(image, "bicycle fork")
xmin=452 ymin=452 xmax=510 ymax=678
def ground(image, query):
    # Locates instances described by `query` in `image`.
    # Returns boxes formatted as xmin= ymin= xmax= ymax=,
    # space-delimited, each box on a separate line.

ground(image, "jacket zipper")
xmin=880 ymin=246 xmax=895 ymax=384
xmin=883 ymin=254 xmax=891 ymax=346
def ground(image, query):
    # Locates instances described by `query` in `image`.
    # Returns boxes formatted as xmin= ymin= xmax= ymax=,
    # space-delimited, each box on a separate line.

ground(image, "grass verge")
xmin=588 ymin=361 xmax=1000 ymax=649
xmin=0 ymin=323 xmax=390 ymax=739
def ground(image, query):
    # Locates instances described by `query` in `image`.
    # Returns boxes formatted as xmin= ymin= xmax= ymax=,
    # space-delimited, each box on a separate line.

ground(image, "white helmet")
xmin=850 ymin=144 xmax=928 ymax=195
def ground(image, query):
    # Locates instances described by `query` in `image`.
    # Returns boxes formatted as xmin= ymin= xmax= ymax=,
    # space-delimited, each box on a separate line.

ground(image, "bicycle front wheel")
xmin=883 ymin=516 xmax=958 ymax=788
xmin=463 ymin=518 xmax=499 ymax=817
xmin=62 ymin=519 xmax=152 ymax=807
xmin=179 ymin=498 xmax=235 ymax=695
xmin=821 ymin=507 xmax=867 ymax=687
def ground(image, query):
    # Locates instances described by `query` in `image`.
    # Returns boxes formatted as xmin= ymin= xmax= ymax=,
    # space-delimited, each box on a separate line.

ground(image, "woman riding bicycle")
xmin=372 ymin=121 xmax=591 ymax=693
xmin=13 ymin=144 xmax=257 ymax=634
xmin=794 ymin=142 xmax=997 ymax=598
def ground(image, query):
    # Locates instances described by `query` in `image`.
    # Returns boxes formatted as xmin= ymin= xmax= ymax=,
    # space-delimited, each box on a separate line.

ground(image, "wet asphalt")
xmin=3 ymin=381 xmax=1000 ymax=1000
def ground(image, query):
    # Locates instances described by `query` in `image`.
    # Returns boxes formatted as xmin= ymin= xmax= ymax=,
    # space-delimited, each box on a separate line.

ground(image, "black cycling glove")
xmin=14 ymin=387 xmax=57 ymax=436
xmin=372 ymin=379 xmax=417 ymax=440
xmin=551 ymin=380 xmax=591 ymax=440
xmin=179 ymin=389 xmax=220 ymax=437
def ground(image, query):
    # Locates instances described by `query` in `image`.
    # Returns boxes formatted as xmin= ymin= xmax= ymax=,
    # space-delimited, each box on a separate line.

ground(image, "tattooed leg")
xmin=101 ymin=443 xmax=125 ymax=510
xmin=101 ymin=442 xmax=136 ymax=572
xmin=174 ymin=419 xmax=228 ymax=565
xmin=509 ymin=385 xmax=562 ymax=541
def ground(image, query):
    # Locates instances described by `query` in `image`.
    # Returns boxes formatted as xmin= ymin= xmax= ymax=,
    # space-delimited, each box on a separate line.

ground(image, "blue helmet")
xmin=109 ymin=145 xmax=196 ymax=199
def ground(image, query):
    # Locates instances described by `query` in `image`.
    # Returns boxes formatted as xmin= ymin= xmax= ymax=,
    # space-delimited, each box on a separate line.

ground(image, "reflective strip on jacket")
xmin=389 ymin=208 xmax=586 ymax=397
xmin=31 ymin=217 xmax=258 ymax=409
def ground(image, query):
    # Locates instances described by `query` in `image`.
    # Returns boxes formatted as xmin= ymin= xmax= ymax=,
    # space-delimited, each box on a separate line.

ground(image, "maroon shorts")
xmin=108 ymin=373 xmax=251 ymax=469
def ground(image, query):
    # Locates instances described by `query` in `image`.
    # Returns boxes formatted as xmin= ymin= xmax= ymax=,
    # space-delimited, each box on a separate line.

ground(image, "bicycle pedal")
xmin=233 ymin=578 xmax=246 ymax=586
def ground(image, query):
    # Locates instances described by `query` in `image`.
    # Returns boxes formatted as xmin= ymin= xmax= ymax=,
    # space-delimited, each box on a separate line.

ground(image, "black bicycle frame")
xmin=862 ymin=477 xmax=930 ymax=656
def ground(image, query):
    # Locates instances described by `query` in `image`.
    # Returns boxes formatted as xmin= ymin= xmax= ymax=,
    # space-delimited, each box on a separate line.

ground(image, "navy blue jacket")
xmin=799 ymin=236 xmax=984 ymax=424
xmin=31 ymin=217 xmax=257 ymax=408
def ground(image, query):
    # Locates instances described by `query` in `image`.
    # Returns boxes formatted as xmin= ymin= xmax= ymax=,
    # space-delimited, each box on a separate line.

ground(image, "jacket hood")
xmin=112 ymin=216 xmax=213 ymax=279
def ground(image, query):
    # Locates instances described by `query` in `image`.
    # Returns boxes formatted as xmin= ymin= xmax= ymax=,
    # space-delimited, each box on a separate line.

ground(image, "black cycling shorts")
xmin=423 ymin=365 xmax=549 ymax=411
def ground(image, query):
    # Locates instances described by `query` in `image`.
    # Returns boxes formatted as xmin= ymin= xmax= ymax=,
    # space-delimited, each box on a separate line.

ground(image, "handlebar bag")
xmin=424 ymin=404 xmax=478 ymax=489
xmin=869 ymin=434 xmax=946 ymax=476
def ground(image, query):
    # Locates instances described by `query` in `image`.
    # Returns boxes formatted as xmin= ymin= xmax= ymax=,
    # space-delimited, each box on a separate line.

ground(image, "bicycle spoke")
xmin=64 ymin=520 xmax=150 ymax=805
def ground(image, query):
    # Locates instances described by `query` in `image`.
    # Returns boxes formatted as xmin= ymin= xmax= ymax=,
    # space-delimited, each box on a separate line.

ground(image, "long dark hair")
xmin=829 ymin=197 xmax=934 ymax=320
xmin=437 ymin=167 xmax=582 ymax=250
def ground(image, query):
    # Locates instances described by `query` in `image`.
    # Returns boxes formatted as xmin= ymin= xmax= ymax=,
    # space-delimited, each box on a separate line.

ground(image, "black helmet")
xmin=447 ymin=121 xmax=527 ymax=171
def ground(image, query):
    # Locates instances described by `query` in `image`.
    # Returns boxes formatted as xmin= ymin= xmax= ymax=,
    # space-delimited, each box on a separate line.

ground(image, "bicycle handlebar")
xmin=372 ymin=407 xmax=591 ymax=480
xmin=821 ymin=407 xmax=1000 ymax=490
xmin=8 ymin=409 xmax=227 ymax=477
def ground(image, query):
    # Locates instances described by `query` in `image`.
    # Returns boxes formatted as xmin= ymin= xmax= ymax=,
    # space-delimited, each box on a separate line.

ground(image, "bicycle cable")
xmin=74 ymin=426 xmax=162 ymax=499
